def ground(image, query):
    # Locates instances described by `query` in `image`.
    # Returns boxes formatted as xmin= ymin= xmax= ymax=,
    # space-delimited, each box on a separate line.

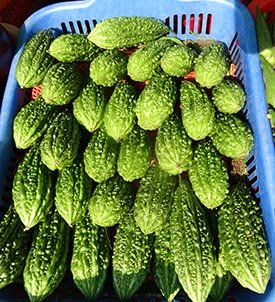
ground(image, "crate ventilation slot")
xmin=61 ymin=19 xmax=97 ymax=34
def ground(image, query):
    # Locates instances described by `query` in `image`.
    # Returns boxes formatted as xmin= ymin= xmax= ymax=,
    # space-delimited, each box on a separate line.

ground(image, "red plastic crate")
xmin=248 ymin=0 xmax=275 ymax=21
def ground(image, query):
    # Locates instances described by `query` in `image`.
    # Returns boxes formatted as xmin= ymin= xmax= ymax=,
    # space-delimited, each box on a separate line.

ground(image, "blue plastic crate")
xmin=1 ymin=0 xmax=275 ymax=301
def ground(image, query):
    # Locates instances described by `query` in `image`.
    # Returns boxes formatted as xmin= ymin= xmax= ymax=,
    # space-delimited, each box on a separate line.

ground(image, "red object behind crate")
xmin=248 ymin=0 xmax=275 ymax=21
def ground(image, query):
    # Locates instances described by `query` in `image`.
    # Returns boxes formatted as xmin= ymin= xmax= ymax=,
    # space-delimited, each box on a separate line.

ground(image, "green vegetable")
xmin=42 ymin=62 xmax=82 ymax=105
xmin=180 ymin=80 xmax=215 ymax=140
xmin=71 ymin=213 xmax=110 ymax=301
xmin=0 ymin=205 xmax=29 ymax=289
xmin=103 ymin=81 xmax=137 ymax=141
xmin=88 ymin=175 xmax=133 ymax=227
xmin=87 ymin=16 xmax=170 ymax=49
xmin=134 ymin=164 xmax=177 ymax=235
xmin=48 ymin=33 xmax=102 ymax=62
xmin=23 ymin=208 xmax=70 ymax=302
xmin=89 ymin=49 xmax=128 ymax=87
xmin=12 ymin=144 xmax=55 ymax=230
xmin=155 ymin=114 xmax=193 ymax=175
xmin=117 ymin=125 xmax=152 ymax=182
xmin=194 ymin=42 xmax=230 ymax=88
xmin=13 ymin=97 xmax=57 ymax=149
xmin=135 ymin=72 xmax=177 ymax=130
xmin=112 ymin=211 xmax=153 ymax=301
xmin=218 ymin=180 xmax=272 ymax=294
xmin=260 ymin=55 xmax=275 ymax=108
xmin=40 ymin=111 xmax=81 ymax=170
xmin=83 ymin=128 xmax=119 ymax=183
xmin=16 ymin=29 xmax=55 ymax=88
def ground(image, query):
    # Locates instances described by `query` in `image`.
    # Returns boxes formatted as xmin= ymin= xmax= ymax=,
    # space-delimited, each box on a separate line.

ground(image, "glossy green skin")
xmin=194 ymin=42 xmax=230 ymax=88
xmin=103 ymin=82 xmax=137 ymax=141
xmin=0 ymin=205 xmax=29 ymax=289
xmin=13 ymin=97 xmax=57 ymax=149
xmin=218 ymin=181 xmax=272 ymax=294
xmin=117 ymin=125 xmax=152 ymax=182
xmin=211 ymin=112 xmax=254 ymax=159
xmin=135 ymin=72 xmax=177 ymax=130
xmin=189 ymin=139 xmax=229 ymax=209
xmin=212 ymin=79 xmax=246 ymax=114
xmin=155 ymin=114 xmax=193 ymax=175
xmin=16 ymin=29 xmax=55 ymax=88
xmin=23 ymin=209 xmax=70 ymax=302
xmin=88 ymin=175 xmax=133 ymax=227
xmin=180 ymin=80 xmax=215 ymax=140
xmin=73 ymin=79 xmax=107 ymax=133
xmin=48 ymin=33 xmax=102 ymax=62
xmin=170 ymin=180 xmax=216 ymax=302
xmin=55 ymin=161 xmax=94 ymax=227
xmin=160 ymin=44 xmax=195 ymax=77
xmin=42 ymin=62 xmax=82 ymax=105
xmin=112 ymin=211 xmax=153 ymax=301
xmin=40 ymin=111 xmax=81 ymax=171
xmin=127 ymin=38 xmax=175 ymax=82
xmin=12 ymin=144 xmax=55 ymax=230
xmin=71 ymin=214 xmax=110 ymax=301
xmin=89 ymin=49 xmax=128 ymax=87
xmin=87 ymin=16 xmax=170 ymax=49
xmin=134 ymin=164 xmax=177 ymax=235
xmin=83 ymin=128 xmax=119 ymax=183
xmin=154 ymin=223 xmax=181 ymax=302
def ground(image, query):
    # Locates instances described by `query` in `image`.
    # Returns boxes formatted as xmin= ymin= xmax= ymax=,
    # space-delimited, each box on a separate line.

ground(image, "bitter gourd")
xmin=16 ymin=29 xmax=55 ymax=88
xmin=40 ymin=111 xmax=81 ymax=170
xmin=112 ymin=210 xmax=153 ymax=301
xmin=13 ymin=97 xmax=57 ymax=149
xmin=87 ymin=16 xmax=170 ymax=49
xmin=89 ymin=175 xmax=133 ymax=227
xmin=12 ymin=144 xmax=55 ymax=230
xmin=155 ymin=114 xmax=193 ymax=175
xmin=218 ymin=180 xmax=272 ymax=294
xmin=23 ymin=208 xmax=70 ymax=302
xmin=103 ymin=81 xmax=137 ymax=141
xmin=134 ymin=164 xmax=177 ymax=234
xmin=170 ymin=179 xmax=216 ymax=302
xmin=135 ymin=72 xmax=177 ymax=130
xmin=71 ymin=213 xmax=110 ymax=301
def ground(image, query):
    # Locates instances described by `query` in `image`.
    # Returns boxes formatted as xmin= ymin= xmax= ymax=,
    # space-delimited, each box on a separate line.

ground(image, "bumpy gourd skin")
xmin=41 ymin=62 xmax=83 ymax=105
xmin=134 ymin=164 xmax=177 ymax=235
xmin=188 ymin=139 xmax=229 ymax=209
xmin=155 ymin=114 xmax=193 ymax=175
xmin=194 ymin=42 xmax=230 ymax=88
xmin=210 ymin=112 xmax=254 ymax=159
xmin=40 ymin=111 xmax=81 ymax=171
xmin=135 ymin=72 xmax=177 ymax=130
xmin=87 ymin=16 xmax=170 ymax=49
xmin=83 ymin=127 xmax=119 ymax=183
xmin=73 ymin=79 xmax=107 ymax=133
xmin=23 ymin=208 xmax=70 ymax=302
xmin=154 ymin=222 xmax=181 ymax=302
xmin=71 ymin=213 xmax=110 ymax=301
xmin=12 ymin=144 xmax=55 ymax=230
xmin=103 ymin=82 xmax=137 ymax=141
xmin=55 ymin=160 xmax=94 ymax=227
xmin=0 ymin=205 xmax=29 ymax=289
xmin=180 ymin=80 xmax=215 ymax=140
xmin=127 ymin=38 xmax=175 ymax=82
xmin=13 ymin=97 xmax=57 ymax=149
xmin=170 ymin=179 xmax=216 ymax=302
xmin=16 ymin=29 xmax=55 ymax=88
xmin=112 ymin=211 xmax=153 ymax=301
xmin=48 ymin=33 xmax=102 ymax=62
xmin=89 ymin=49 xmax=128 ymax=87
xmin=88 ymin=175 xmax=133 ymax=227
xmin=160 ymin=44 xmax=195 ymax=77
xmin=218 ymin=181 xmax=272 ymax=294
xmin=117 ymin=125 xmax=152 ymax=182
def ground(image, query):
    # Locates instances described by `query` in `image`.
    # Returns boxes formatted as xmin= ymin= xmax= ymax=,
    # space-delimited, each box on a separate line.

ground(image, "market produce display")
xmin=0 ymin=14 xmax=271 ymax=302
